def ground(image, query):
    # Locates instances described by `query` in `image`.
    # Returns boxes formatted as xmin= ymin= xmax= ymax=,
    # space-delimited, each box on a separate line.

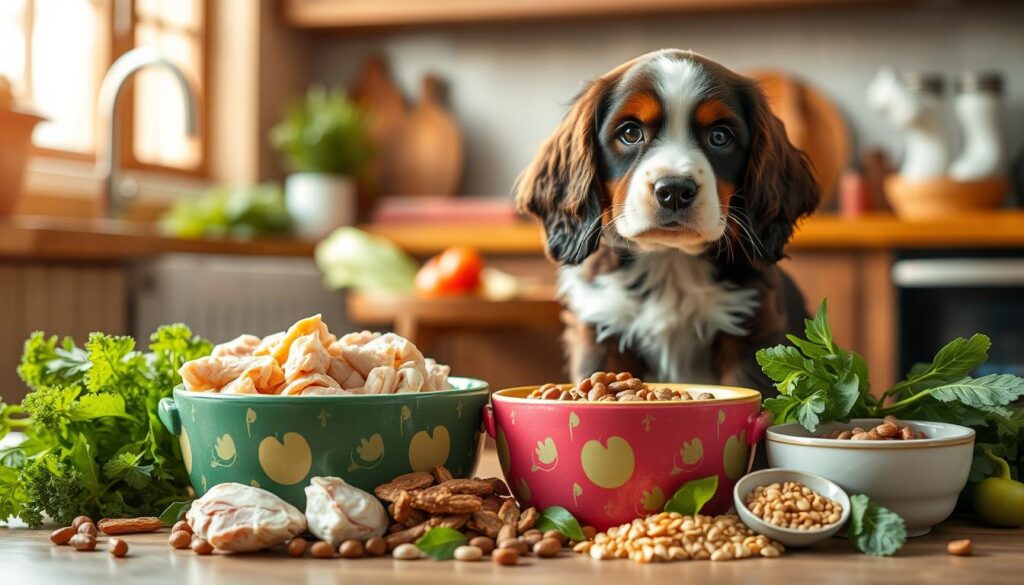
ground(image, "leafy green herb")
xmin=846 ymin=494 xmax=906 ymax=556
xmin=415 ymin=526 xmax=467 ymax=560
xmin=0 ymin=325 xmax=211 ymax=527
xmin=757 ymin=299 xmax=1024 ymax=485
xmin=663 ymin=475 xmax=718 ymax=516
xmin=536 ymin=506 xmax=586 ymax=541
xmin=159 ymin=500 xmax=194 ymax=526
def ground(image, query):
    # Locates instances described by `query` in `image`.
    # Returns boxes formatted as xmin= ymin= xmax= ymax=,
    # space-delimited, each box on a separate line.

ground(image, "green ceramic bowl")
xmin=158 ymin=377 xmax=489 ymax=509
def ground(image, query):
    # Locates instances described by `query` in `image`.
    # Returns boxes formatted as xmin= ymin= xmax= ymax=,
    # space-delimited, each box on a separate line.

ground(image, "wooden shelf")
xmin=282 ymin=0 xmax=906 ymax=30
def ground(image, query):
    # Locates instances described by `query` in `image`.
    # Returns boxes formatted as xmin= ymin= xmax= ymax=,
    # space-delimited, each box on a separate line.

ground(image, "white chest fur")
xmin=559 ymin=251 xmax=760 ymax=383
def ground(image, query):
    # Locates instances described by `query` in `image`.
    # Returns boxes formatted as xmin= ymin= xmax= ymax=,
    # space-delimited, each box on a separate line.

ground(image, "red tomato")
xmin=414 ymin=246 xmax=484 ymax=297
xmin=437 ymin=246 xmax=483 ymax=290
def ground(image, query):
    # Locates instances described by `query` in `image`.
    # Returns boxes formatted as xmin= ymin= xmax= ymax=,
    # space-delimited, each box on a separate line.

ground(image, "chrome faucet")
xmin=96 ymin=47 xmax=199 ymax=219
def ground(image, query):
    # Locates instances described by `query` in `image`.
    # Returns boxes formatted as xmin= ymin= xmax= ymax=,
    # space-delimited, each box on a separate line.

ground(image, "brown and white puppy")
xmin=515 ymin=49 xmax=820 ymax=393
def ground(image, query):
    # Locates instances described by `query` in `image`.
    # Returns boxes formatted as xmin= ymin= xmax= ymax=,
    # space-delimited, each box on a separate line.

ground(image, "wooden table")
xmin=3 ymin=450 xmax=1022 ymax=585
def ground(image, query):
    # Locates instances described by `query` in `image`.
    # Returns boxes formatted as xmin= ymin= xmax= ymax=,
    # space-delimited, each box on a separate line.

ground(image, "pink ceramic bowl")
xmin=484 ymin=384 xmax=770 ymax=530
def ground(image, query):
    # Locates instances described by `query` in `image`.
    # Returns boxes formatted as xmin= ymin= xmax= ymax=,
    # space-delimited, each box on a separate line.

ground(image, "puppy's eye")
xmin=617 ymin=122 xmax=645 ymax=146
xmin=708 ymin=126 xmax=734 ymax=148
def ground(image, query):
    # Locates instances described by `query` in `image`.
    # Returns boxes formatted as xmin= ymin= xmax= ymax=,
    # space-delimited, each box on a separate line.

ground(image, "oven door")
xmin=893 ymin=258 xmax=1024 ymax=377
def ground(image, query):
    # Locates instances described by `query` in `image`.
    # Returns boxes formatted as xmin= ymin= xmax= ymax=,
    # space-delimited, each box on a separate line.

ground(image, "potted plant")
xmin=270 ymin=86 xmax=371 ymax=238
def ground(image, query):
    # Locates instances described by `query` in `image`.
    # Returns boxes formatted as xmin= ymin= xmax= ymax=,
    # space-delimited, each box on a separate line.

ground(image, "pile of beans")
xmin=528 ymin=372 xmax=716 ymax=402
xmin=822 ymin=416 xmax=926 ymax=441
xmin=743 ymin=481 xmax=843 ymax=531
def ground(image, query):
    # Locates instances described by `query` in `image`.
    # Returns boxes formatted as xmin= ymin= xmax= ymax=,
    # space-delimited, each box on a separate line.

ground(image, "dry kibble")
xmin=528 ymin=372 xmax=700 ymax=402
xmin=69 ymin=533 xmax=97 ymax=552
xmin=172 ymin=520 xmax=192 ymax=534
xmin=454 ymin=545 xmax=483 ymax=562
xmin=470 ymin=536 xmax=496 ymax=554
xmin=744 ymin=481 xmax=842 ymax=531
xmin=947 ymin=539 xmax=973 ymax=556
xmin=534 ymin=538 xmax=562 ymax=558
xmin=109 ymin=538 xmax=129 ymax=558
xmin=520 ymin=530 xmax=544 ymax=546
xmin=392 ymin=543 xmax=422 ymax=560
xmin=50 ymin=526 xmax=76 ymax=545
xmin=339 ymin=539 xmax=365 ymax=559
xmin=310 ymin=541 xmax=336 ymax=558
xmin=824 ymin=417 xmax=926 ymax=441
xmin=169 ymin=530 xmax=192 ymax=549
xmin=492 ymin=547 xmax=520 ymax=565
xmin=365 ymin=536 xmax=387 ymax=557
xmin=77 ymin=523 xmax=98 ymax=537
xmin=577 ymin=513 xmax=783 ymax=563
xmin=71 ymin=515 xmax=93 ymax=530
xmin=286 ymin=538 xmax=308 ymax=558
xmin=191 ymin=538 xmax=214 ymax=555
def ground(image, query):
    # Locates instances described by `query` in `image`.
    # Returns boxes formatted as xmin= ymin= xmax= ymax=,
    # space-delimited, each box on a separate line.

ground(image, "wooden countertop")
xmin=3 ymin=449 xmax=1022 ymax=585
xmin=0 ymin=216 xmax=316 ymax=261
xmin=4 ymin=212 xmax=1024 ymax=261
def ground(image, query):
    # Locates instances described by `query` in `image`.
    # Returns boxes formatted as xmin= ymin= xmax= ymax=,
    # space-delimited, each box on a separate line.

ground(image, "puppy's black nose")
xmin=654 ymin=176 xmax=699 ymax=211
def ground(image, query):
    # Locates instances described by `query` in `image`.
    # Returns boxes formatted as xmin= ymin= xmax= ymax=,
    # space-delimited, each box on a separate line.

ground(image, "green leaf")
xmin=536 ymin=506 xmax=586 ymax=541
xmin=415 ymin=526 xmax=467 ymax=560
xmin=927 ymin=374 xmax=1024 ymax=407
xmin=891 ymin=335 xmax=990 ymax=397
xmin=67 ymin=435 xmax=100 ymax=495
xmin=103 ymin=452 xmax=154 ymax=489
xmin=664 ymin=475 xmax=718 ymax=516
xmin=159 ymin=500 xmax=194 ymax=526
xmin=803 ymin=299 xmax=834 ymax=353
xmin=83 ymin=333 xmax=136 ymax=392
xmin=795 ymin=391 xmax=827 ymax=432
xmin=756 ymin=345 xmax=809 ymax=385
xmin=846 ymin=494 xmax=906 ymax=556
xmin=69 ymin=393 xmax=133 ymax=421
xmin=763 ymin=395 xmax=801 ymax=425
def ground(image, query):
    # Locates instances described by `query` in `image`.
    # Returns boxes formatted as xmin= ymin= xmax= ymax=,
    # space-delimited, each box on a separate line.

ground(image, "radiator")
xmin=132 ymin=254 xmax=347 ymax=344
xmin=0 ymin=263 xmax=128 ymax=403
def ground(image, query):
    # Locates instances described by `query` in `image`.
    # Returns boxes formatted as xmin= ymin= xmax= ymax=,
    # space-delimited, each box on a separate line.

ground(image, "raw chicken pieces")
xmin=178 ymin=315 xmax=451 ymax=395
xmin=304 ymin=476 xmax=388 ymax=545
xmin=186 ymin=482 xmax=306 ymax=552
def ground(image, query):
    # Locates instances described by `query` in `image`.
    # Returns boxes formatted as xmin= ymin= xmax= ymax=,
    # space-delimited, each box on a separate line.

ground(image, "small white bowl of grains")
xmin=733 ymin=468 xmax=851 ymax=548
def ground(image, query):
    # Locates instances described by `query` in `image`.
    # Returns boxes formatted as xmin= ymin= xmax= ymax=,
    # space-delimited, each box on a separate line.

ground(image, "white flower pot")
xmin=285 ymin=173 xmax=356 ymax=238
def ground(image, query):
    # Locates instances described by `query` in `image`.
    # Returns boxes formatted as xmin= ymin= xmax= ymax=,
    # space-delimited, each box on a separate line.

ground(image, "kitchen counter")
xmin=4 ymin=211 xmax=1024 ymax=261
xmin=2 ymin=449 xmax=1022 ymax=585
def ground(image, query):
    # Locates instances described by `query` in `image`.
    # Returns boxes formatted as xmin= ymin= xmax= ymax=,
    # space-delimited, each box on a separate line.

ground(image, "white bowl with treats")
xmin=766 ymin=418 xmax=975 ymax=536
xmin=733 ymin=468 xmax=851 ymax=547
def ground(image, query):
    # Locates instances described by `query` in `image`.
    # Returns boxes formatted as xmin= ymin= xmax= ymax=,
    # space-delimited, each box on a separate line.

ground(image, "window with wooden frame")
xmin=0 ymin=0 xmax=208 ymax=176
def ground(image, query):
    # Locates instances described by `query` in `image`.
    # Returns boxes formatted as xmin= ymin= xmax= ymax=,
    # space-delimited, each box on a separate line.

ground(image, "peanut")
xmin=71 ymin=515 xmax=93 ymax=530
xmin=310 ymin=541 xmax=335 ymax=558
xmin=470 ymin=536 xmax=496 ymax=554
xmin=109 ymin=538 xmax=129 ymax=558
xmin=339 ymin=540 xmax=365 ymax=559
xmin=454 ymin=545 xmax=483 ymax=562
xmin=392 ymin=543 xmax=422 ymax=560
xmin=171 ymin=520 xmax=192 ymax=534
xmin=191 ymin=538 xmax=213 ymax=555
xmin=947 ymin=539 xmax=973 ymax=556
xmin=498 ymin=538 xmax=528 ymax=554
xmin=77 ymin=523 xmax=97 ymax=536
xmin=287 ymin=538 xmax=308 ymax=557
xmin=534 ymin=537 xmax=561 ymax=558
xmin=69 ymin=533 xmax=97 ymax=551
xmin=168 ymin=530 xmax=192 ymax=549
xmin=50 ymin=526 xmax=76 ymax=545
xmin=365 ymin=536 xmax=387 ymax=557
xmin=528 ymin=372 xmax=703 ymax=402
xmin=492 ymin=547 xmax=520 ymax=565
xmin=825 ymin=417 xmax=926 ymax=441
xmin=744 ymin=481 xmax=842 ymax=531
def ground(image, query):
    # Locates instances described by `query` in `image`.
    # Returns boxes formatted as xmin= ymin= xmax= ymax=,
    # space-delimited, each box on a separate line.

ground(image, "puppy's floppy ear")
xmin=736 ymin=80 xmax=821 ymax=264
xmin=515 ymin=80 xmax=608 ymax=265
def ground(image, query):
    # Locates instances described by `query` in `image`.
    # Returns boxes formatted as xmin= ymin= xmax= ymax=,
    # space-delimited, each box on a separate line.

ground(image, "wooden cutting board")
xmin=747 ymin=70 xmax=850 ymax=206
xmin=387 ymin=75 xmax=464 ymax=197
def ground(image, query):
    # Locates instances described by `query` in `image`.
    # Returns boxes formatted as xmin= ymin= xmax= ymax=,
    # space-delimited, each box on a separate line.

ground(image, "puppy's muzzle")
xmin=654 ymin=176 xmax=700 ymax=212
